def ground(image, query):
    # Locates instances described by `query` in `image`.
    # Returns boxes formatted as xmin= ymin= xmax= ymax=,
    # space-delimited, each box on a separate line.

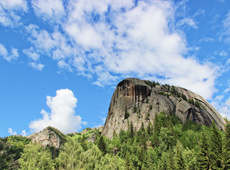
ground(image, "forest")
xmin=1 ymin=112 xmax=230 ymax=170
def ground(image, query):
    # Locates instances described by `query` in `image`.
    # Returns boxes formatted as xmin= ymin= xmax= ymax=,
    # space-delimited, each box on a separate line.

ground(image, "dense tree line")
xmin=1 ymin=112 xmax=230 ymax=169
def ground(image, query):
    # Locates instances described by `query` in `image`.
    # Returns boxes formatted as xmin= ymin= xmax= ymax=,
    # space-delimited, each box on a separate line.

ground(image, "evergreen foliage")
xmin=97 ymin=136 xmax=107 ymax=155
xmin=197 ymin=132 xmax=211 ymax=170
xmin=223 ymin=120 xmax=230 ymax=170
xmin=210 ymin=122 xmax=223 ymax=169
xmin=2 ymin=112 xmax=229 ymax=170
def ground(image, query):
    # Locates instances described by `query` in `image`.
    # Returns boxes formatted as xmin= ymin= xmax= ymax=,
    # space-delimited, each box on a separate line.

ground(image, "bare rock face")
xmin=102 ymin=78 xmax=226 ymax=139
xmin=27 ymin=126 xmax=66 ymax=148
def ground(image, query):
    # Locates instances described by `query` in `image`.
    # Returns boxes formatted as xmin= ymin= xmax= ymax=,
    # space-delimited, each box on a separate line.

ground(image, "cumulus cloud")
xmin=0 ymin=44 xmax=19 ymax=62
xmin=29 ymin=89 xmax=86 ymax=134
xmin=24 ymin=0 xmax=219 ymax=99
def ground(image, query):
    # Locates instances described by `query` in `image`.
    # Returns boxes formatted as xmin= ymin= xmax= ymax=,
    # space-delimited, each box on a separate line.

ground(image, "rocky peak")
xmin=102 ymin=78 xmax=226 ymax=139
xmin=27 ymin=126 xmax=66 ymax=148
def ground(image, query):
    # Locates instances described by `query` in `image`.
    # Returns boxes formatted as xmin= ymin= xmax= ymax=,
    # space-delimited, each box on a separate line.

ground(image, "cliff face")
xmin=102 ymin=78 xmax=225 ymax=139
xmin=27 ymin=126 xmax=66 ymax=148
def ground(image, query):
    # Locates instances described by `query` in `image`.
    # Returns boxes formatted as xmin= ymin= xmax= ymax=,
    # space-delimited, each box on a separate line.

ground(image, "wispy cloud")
xmin=8 ymin=128 xmax=17 ymax=136
xmin=0 ymin=0 xmax=27 ymax=27
xmin=8 ymin=128 xmax=27 ymax=136
xmin=0 ymin=44 xmax=19 ymax=62
xmin=29 ymin=89 xmax=86 ymax=134
xmin=211 ymin=95 xmax=230 ymax=120
xmin=29 ymin=62 xmax=45 ymax=71
xmin=222 ymin=10 xmax=230 ymax=43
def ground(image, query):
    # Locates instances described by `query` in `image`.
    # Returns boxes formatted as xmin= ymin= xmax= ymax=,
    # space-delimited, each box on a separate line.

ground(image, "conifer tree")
xmin=174 ymin=142 xmax=185 ymax=170
xmin=223 ymin=120 xmax=230 ymax=170
xmin=147 ymin=121 xmax=152 ymax=135
xmin=141 ymin=122 xmax=145 ymax=131
xmin=98 ymin=136 xmax=107 ymax=155
xmin=113 ymin=130 xmax=117 ymax=138
xmin=168 ymin=147 xmax=175 ymax=170
xmin=130 ymin=121 xmax=134 ymax=138
xmin=210 ymin=122 xmax=222 ymax=169
xmin=197 ymin=132 xmax=211 ymax=170
xmin=81 ymin=134 xmax=87 ymax=151
xmin=158 ymin=152 xmax=169 ymax=170
xmin=125 ymin=150 xmax=133 ymax=169
xmin=124 ymin=106 xmax=130 ymax=119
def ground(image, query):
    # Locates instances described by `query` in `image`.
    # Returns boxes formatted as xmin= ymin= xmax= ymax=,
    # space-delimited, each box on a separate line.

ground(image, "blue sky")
xmin=0 ymin=0 xmax=230 ymax=137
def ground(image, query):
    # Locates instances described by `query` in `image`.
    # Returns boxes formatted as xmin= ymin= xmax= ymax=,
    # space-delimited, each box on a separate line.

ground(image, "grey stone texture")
xmin=102 ymin=78 xmax=226 ymax=139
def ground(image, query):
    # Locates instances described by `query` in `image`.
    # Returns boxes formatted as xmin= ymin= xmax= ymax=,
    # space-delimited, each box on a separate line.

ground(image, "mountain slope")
xmin=102 ymin=78 xmax=225 ymax=139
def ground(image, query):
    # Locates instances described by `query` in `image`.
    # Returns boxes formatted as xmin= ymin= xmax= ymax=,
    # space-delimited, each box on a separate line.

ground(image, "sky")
xmin=0 ymin=0 xmax=230 ymax=137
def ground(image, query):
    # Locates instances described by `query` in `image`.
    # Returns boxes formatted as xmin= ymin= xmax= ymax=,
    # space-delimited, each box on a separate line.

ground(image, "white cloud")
xmin=199 ymin=37 xmax=214 ymax=43
xmin=177 ymin=18 xmax=198 ymax=29
xmin=23 ymin=47 xmax=40 ymax=61
xmin=0 ymin=0 xmax=27 ymax=27
xmin=0 ymin=0 xmax=27 ymax=11
xmin=219 ymin=50 xmax=228 ymax=56
xmin=31 ymin=0 xmax=65 ymax=22
xmin=0 ymin=44 xmax=19 ymax=62
xmin=94 ymin=116 xmax=106 ymax=128
xmin=227 ymin=58 xmax=230 ymax=65
xmin=30 ymin=62 xmax=45 ymax=71
xmin=8 ymin=128 xmax=17 ymax=136
xmin=211 ymin=96 xmax=230 ymax=120
xmin=223 ymin=10 xmax=230 ymax=43
xmin=0 ymin=44 xmax=7 ymax=56
xmin=29 ymin=89 xmax=86 ymax=134
xmin=25 ymin=0 xmax=219 ymax=99
xmin=21 ymin=130 xmax=27 ymax=136
xmin=224 ymin=88 xmax=230 ymax=93
xmin=8 ymin=128 xmax=27 ymax=136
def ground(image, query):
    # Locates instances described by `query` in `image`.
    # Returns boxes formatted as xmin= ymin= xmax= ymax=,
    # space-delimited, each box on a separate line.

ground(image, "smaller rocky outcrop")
xmin=81 ymin=126 xmax=104 ymax=142
xmin=27 ymin=126 xmax=66 ymax=148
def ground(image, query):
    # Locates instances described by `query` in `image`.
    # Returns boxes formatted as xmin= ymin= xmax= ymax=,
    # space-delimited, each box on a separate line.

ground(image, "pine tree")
xmin=130 ymin=121 xmax=134 ymax=138
xmin=210 ymin=122 xmax=222 ymax=169
xmin=174 ymin=142 xmax=185 ymax=170
xmin=147 ymin=121 xmax=152 ymax=135
xmin=197 ymin=132 xmax=211 ymax=170
xmin=98 ymin=136 xmax=107 ymax=155
xmin=124 ymin=107 xmax=130 ymax=119
xmin=81 ymin=134 xmax=87 ymax=151
xmin=168 ymin=147 xmax=175 ymax=170
xmin=223 ymin=120 xmax=230 ymax=170
xmin=158 ymin=152 xmax=169 ymax=170
xmin=141 ymin=122 xmax=145 ymax=131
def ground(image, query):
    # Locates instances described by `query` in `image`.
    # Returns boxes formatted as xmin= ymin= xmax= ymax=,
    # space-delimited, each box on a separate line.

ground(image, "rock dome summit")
xmin=102 ymin=78 xmax=225 ymax=139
